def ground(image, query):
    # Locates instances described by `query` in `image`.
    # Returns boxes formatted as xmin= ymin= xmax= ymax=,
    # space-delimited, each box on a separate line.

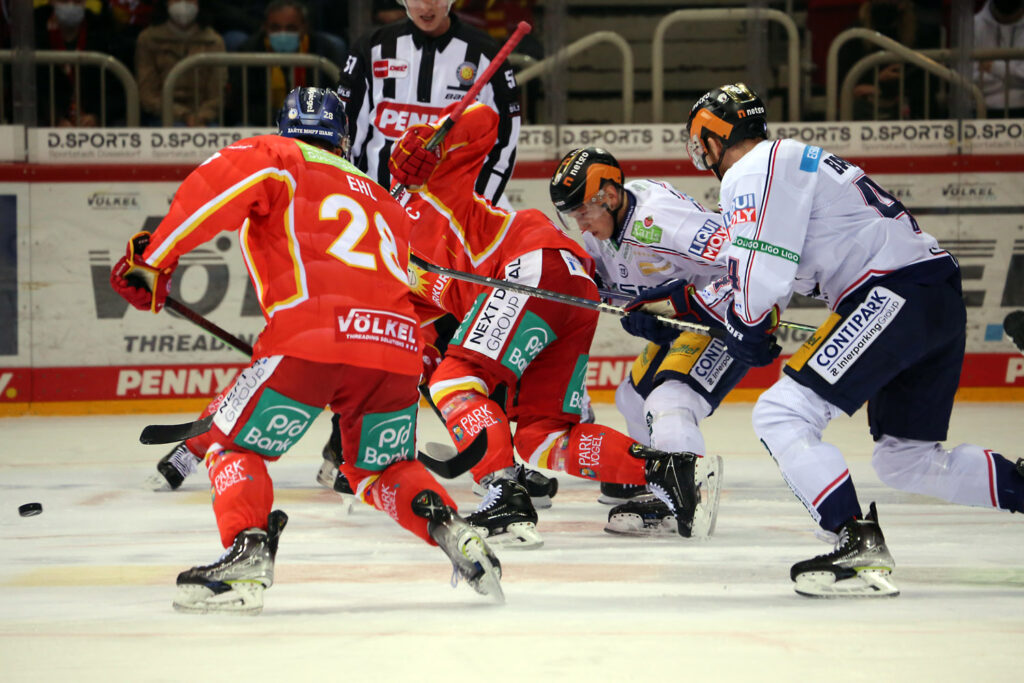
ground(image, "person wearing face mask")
xmin=974 ymin=0 xmax=1024 ymax=118
xmin=135 ymin=0 xmax=225 ymax=127
xmin=228 ymin=0 xmax=347 ymax=126
xmin=32 ymin=0 xmax=126 ymax=126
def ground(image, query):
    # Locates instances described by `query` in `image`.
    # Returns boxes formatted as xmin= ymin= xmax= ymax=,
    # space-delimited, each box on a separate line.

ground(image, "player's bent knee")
xmin=752 ymin=377 xmax=837 ymax=460
xmin=871 ymin=435 xmax=940 ymax=489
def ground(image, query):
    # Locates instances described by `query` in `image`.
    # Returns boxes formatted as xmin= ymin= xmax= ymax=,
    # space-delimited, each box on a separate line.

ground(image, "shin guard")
xmin=208 ymin=449 xmax=274 ymax=548
xmin=435 ymin=391 xmax=516 ymax=484
xmin=370 ymin=460 xmax=458 ymax=544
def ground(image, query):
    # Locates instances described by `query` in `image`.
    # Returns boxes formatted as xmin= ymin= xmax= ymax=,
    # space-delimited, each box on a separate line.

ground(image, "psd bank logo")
xmin=356 ymin=404 xmax=417 ymax=470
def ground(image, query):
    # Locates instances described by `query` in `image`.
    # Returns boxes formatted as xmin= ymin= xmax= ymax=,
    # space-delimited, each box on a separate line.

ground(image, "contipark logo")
xmin=810 ymin=287 xmax=905 ymax=384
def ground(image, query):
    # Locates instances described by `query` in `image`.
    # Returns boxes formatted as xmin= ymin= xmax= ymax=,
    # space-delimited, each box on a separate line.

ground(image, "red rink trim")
xmin=813 ymin=469 xmax=850 ymax=506
xmin=2 ymin=155 xmax=1023 ymax=183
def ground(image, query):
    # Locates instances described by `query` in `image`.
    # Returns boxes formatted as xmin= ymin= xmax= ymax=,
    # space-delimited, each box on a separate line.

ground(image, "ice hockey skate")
xmin=173 ymin=510 xmax=288 ymax=615
xmin=604 ymin=496 xmax=676 ymax=536
xmin=315 ymin=434 xmax=355 ymax=512
xmin=597 ymin=482 xmax=649 ymax=505
xmin=467 ymin=478 xmax=543 ymax=549
xmin=791 ymin=502 xmax=899 ymax=598
xmin=472 ymin=463 xmax=559 ymax=509
xmin=145 ymin=441 xmax=200 ymax=491
xmin=413 ymin=490 xmax=504 ymax=603
xmin=631 ymin=443 xmax=722 ymax=539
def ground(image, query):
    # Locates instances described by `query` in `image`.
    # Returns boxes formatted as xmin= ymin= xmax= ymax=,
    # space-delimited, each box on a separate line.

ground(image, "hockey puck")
xmin=18 ymin=503 xmax=42 ymax=517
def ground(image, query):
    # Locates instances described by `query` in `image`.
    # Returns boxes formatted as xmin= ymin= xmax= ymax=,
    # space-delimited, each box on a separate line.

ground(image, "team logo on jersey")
xmin=375 ymin=102 xmax=442 ymax=138
xmin=724 ymin=193 xmax=758 ymax=225
xmin=806 ymin=286 xmax=905 ymax=384
xmin=687 ymin=218 xmax=728 ymax=261
xmin=372 ymin=59 xmax=410 ymax=79
xmin=456 ymin=61 xmax=477 ymax=86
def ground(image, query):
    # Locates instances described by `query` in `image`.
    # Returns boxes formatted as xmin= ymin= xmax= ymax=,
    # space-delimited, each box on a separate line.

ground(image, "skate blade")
xmin=172 ymin=582 xmax=265 ymax=615
xmin=315 ymin=460 xmax=337 ymax=489
xmin=794 ymin=569 xmax=900 ymax=598
xmin=476 ymin=522 xmax=544 ymax=550
xmin=472 ymin=483 xmax=553 ymax=509
xmin=144 ymin=472 xmax=175 ymax=492
xmin=604 ymin=513 xmax=676 ymax=537
xmin=690 ymin=455 xmax=723 ymax=540
xmin=458 ymin=536 xmax=505 ymax=604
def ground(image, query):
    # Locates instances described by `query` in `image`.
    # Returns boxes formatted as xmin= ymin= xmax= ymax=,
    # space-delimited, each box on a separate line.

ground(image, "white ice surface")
xmin=1 ymin=403 xmax=1022 ymax=682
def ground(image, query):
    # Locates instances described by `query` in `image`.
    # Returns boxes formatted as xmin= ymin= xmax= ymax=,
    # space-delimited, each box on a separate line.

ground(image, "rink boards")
xmin=1 ymin=121 xmax=1023 ymax=413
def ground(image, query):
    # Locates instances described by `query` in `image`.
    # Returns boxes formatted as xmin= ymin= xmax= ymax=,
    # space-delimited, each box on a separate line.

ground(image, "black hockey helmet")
xmin=277 ymin=87 xmax=349 ymax=154
xmin=549 ymin=147 xmax=624 ymax=213
xmin=686 ymin=83 xmax=767 ymax=177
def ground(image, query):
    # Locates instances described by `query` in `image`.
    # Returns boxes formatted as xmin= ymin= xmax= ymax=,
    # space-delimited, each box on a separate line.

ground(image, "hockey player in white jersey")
xmin=550 ymin=147 xmax=729 ymax=537
xmin=645 ymin=82 xmax=1024 ymax=597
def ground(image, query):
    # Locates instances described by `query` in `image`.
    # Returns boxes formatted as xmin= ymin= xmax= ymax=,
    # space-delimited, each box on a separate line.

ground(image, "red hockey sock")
xmin=207 ymin=449 xmax=274 ymax=547
xmin=551 ymin=423 xmax=645 ymax=485
xmin=368 ymin=460 xmax=458 ymax=544
xmin=436 ymin=391 xmax=516 ymax=483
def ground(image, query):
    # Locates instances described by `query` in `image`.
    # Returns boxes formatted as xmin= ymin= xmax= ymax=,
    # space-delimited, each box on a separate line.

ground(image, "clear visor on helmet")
xmin=687 ymin=132 xmax=710 ymax=171
xmin=556 ymin=190 xmax=611 ymax=235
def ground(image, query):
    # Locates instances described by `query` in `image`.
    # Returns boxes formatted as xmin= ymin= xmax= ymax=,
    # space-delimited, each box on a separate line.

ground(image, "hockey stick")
xmin=597 ymin=285 xmax=816 ymax=334
xmin=410 ymin=253 xmax=727 ymax=338
xmin=390 ymin=21 xmax=531 ymax=199
xmin=164 ymin=297 xmax=253 ymax=356
xmin=140 ymin=414 xmax=214 ymax=445
xmin=1004 ymin=310 xmax=1024 ymax=354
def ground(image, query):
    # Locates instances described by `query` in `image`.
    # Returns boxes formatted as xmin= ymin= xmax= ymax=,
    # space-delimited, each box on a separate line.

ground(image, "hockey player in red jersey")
xmin=110 ymin=87 xmax=503 ymax=613
xmin=388 ymin=101 xmax=721 ymax=547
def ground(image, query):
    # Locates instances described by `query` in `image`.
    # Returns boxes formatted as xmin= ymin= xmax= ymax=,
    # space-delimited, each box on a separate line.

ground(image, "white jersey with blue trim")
xmin=582 ymin=179 xmax=728 ymax=302
xmin=714 ymin=138 xmax=953 ymax=325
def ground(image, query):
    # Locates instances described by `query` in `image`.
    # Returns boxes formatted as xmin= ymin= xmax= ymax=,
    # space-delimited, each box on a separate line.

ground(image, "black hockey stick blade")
xmin=1004 ymin=310 xmax=1024 ymax=353
xmin=416 ymin=437 xmax=486 ymax=479
xmin=139 ymin=414 xmax=214 ymax=445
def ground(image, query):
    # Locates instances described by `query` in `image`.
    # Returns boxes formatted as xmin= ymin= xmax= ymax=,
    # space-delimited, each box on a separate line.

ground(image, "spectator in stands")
xmin=208 ymin=1 xmax=266 ymax=52
xmin=33 ymin=0 xmax=127 ymax=126
xmin=839 ymin=0 xmax=940 ymax=120
xmin=227 ymin=0 xmax=348 ymax=126
xmin=135 ymin=0 xmax=225 ymax=127
xmin=974 ymin=0 xmax=1024 ymax=118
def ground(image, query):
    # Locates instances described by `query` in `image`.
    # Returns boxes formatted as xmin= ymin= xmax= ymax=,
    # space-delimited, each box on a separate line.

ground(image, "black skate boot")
xmin=173 ymin=510 xmax=288 ymax=615
xmin=146 ymin=441 xmax=200 ymax=491
xmin=631 ymin=443 xmax=722 ymax=539
xmin=604 ymin=496 xmax=676 ymax=536
xmin=598 ymin=482 xmax=649 ymax=506
xmin=413 ymin=490 xmax=504 ymax=603
xmin=316 ymin=424 xmax=356 ymax=501
xmin=790 ymin=502 xmax=898 ymax=598
xmin=472 ymin=464 xmax=559 ymax=509
xmin=467 ymin=478 xmax=543 ymax=549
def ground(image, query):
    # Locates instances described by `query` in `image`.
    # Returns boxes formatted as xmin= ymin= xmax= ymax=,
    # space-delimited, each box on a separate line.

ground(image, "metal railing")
xmin=651 ymin=8 xmax=800 ymax=123
xmin=839 ymin=46 xmax=1024 ymax=120
xmin=827 ymin=28 xmax=988 ymax=121
xmin=163 ymin=53 xmax=341 ymax=127
xmin=0 ymin=49 xmax=139 ymax=126
xmin=515 ymin=31 xmax=634 ymax=123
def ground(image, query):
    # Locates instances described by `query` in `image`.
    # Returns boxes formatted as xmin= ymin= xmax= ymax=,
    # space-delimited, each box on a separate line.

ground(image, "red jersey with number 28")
xmin=141 ymin=135 xmax=422 ymax=376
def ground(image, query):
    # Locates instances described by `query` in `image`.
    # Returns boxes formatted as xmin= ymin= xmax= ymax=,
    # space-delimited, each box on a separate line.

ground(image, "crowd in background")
xmin=0 ymin=0 xmax=1021 ymax=126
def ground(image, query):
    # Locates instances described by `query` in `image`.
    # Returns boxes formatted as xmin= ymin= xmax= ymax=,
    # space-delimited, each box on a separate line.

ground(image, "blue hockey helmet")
xmin=277 ymin=87 xmax=348 ymax=151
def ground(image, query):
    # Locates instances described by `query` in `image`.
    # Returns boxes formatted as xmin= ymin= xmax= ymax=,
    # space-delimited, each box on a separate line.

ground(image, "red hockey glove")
xmin=110 ymin=231 xmax=177 ymax=313
xmin=388 ymin=123 xmax=441 ymax=190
